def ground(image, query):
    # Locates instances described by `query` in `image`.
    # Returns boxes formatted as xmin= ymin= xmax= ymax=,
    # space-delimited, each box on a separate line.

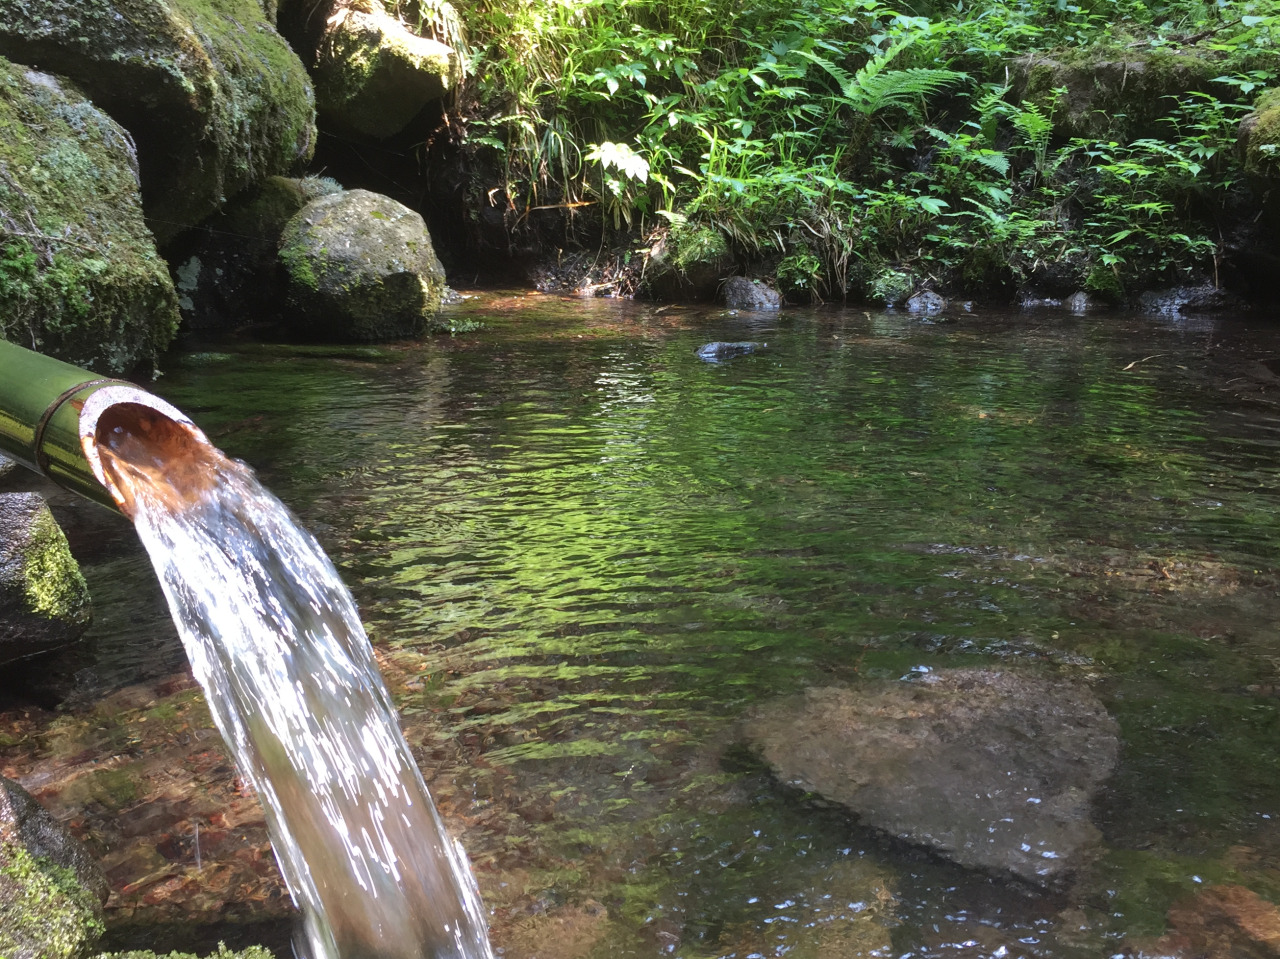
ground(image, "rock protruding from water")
xmin=173 ymin=175 xmax=343 ymax=331
xmin=724 ymin=276 xmax=782 ymax=312
xmin=0 ymin=493 xmax=91 ymax=667
xmin=314 ymin=6 xmax=461 ymax=139
xmin=0 ymin=775 xmax=107 ymax=959
xmin=0 ymin=0 xmax=316 ymax=245
xmin=697 ymin=341 xmax=765 ymax=362
xmin=279 ymin=188 xmax=448 ymax=341
xmin=744 ymin=669 xmax=1120 ymax=888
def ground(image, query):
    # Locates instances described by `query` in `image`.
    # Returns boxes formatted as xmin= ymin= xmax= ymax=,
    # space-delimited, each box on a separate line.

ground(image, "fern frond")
xmin=791 ymin=48 xmax=856 ymax=95
xmin=854 ymin=67 xmax=967 ymax=113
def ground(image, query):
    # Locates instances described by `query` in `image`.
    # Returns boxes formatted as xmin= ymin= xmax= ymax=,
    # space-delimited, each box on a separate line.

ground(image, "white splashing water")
xmin=89 ymin=404 xmax=493 ymax=959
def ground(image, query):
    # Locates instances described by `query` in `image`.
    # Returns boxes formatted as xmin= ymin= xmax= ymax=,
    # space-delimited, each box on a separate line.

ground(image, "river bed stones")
xmin=744 ymin=668 xmax=1119 ymax=888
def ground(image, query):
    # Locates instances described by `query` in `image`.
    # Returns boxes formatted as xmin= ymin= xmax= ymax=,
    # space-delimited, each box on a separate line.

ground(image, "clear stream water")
xmin=90 ymin=405 xmax=493 ymax=959
xmin=69 ymin=295 xmax=1280 ymax=958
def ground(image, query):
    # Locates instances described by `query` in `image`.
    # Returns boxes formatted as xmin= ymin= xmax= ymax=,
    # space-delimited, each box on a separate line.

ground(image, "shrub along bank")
xmin=425 ymin=0 xmax=1280 ymax=304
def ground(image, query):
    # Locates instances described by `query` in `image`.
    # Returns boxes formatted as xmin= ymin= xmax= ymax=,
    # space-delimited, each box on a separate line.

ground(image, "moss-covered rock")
xmin=0 ymin=61 xmax=180 ymax=373
xmin=278 ymin=188 xmax=447 ymax=340
xmin=96 ymin=947 xmax=276 ymax=959
xmin=0 ymin=492 xmax=91 ymax=665
xmin=1238 ymin=88 xmax=1280 ymax=228
xmin=640 ymin=220 xmax=733 ymax=301
xmin=1014 ymin=47 xmax=1221 ymax=142
xmin=0 ymin=776 xmax=107 ymax=959
xmin=1239 ymin=88 xmax=1280 ymax=177
xmin=0 ymin=0 xmax=316 ymax=245
xmin=314 ymin=5 xmax=460 ymax=139
xmin=171 ymin=174 xmax=342 ymax=330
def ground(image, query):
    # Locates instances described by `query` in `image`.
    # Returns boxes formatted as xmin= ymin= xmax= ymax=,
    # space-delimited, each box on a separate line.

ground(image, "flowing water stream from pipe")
xmin=85 ymin=402 xmax=493 ymax=959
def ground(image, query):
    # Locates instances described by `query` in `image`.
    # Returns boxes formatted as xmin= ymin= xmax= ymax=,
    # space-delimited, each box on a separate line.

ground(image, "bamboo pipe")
xmin=0 ymin=340 xmax=202 ymax=513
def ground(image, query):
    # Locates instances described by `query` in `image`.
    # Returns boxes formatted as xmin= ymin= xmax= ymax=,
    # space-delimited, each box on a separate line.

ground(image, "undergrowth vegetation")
xmin=438 ymin=0 xmax=1278 ymax=301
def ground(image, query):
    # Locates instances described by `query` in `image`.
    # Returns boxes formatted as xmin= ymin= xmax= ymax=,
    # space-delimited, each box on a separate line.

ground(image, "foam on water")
xmin=87 ymin=401 xmax=493 ymax=959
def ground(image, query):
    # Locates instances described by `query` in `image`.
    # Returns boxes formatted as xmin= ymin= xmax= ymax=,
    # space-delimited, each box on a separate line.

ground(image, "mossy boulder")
xmin=1238 ymin=88 xmax=1280 ymax=227
xmin=96 ymin=948 xmax=276 ymax=959
xmin=0 ymin=493 xmax=92 ymax=667
xmin=0 ymin=776 xmax=107 ymax=959
xmin=641 ymin=221 xmax=733 ymax=301
xmin=314 ymin=5 xmax=460 ymax=139
xmin=0 ymin=0 xmax=316 ymax=245
xmin=0 ymin=61 xmax=180 ymax=373
xmin=171 ymin=174 xmax=342 ymax=330
xmin=1014 ymin=47 xmax=1220 ymax=142
xmin=279 ymin=188 xmax=447 ymax=340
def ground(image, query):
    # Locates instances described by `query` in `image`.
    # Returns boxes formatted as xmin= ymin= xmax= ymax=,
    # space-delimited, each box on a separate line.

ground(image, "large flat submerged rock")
xmin=744 ymin=668 xmax=1119 ymax=888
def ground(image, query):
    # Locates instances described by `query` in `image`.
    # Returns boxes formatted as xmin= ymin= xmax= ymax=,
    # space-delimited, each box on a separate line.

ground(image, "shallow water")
xmin=51 ymin=296 xmax=1280 ymax=957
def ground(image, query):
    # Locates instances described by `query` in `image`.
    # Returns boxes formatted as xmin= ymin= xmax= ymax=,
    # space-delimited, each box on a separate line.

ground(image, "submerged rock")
xmin=0 ymin=60 xmax=179 ymax=374
xmin=0 ymin=493 xmax=91 ymax=667
xmin=314 ymin=6 xmax=461 ymax=139
xmin=0 ymin=776 xmax=107 ymax=959
xmin=279 ymin=189 xmax=447 ymax=341
xmin=723 ymin=276 xmax=782 ymax=312
xmin=0 ymin=0 xmax=316 ymax=244
xmin=744 ymin=669 xmax=1120 ymax=888
xmin=1158 ymin=884 xmax=1280 ymax=959
xmin=696 ymin=341 xmax=765 ymax=362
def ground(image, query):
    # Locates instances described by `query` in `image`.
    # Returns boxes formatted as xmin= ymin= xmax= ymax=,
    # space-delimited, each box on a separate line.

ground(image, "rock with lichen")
xmin=279 ymin=188 xmax=447 ymax=341
xmin=313 ymin=4 xmax=461 ymax=139
xmin=0 ymin=492 xmax=91 ymax=666
xmin=171 ymin=175 xmax=343 ymax=330
xmin=0 ymin=0 xmax=316 ymax=246
xmin=0 ymin=775 xmax=107 ymax=959
xmin=0 ymin=60 xmax=180 ymax=374
xmin=1013 ymin=47 xmax=1220 ymax=142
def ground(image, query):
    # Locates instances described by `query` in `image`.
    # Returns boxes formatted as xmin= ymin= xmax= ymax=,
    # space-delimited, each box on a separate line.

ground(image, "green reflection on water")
xmin=153 ymin=303 xmax=1280 ymax=959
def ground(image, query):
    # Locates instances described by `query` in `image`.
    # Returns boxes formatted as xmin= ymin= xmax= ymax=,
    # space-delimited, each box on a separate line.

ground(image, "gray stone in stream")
xmin=906 ymin=290 xmax=947 ymax=314
xmin=280 ymin=188 xmax=448 ymax=341
xmin=744 ymin=668 xmax=1120 ymax=888
xmin=0 ymin=775 xmax=107 ymax=959
xmin=697 ymin=341 xmax=765 ymax=362
xmin=0 ymin=493 xmax=91 ymax=666
xmin=723 ymin=275 xmax=782 ymax=312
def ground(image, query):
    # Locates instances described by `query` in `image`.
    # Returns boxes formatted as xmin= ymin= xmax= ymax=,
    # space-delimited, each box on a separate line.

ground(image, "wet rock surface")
xmin=696 ymin=341 xmax=765 ymax=362
xmin=0 ymin=493 xmax=91 ymax=667
xmin=723 ymin=276 xmax=782 ymax=312
xmin=744 ymin=669 xmax=1120 ymax=888
xmin=279 ymin=188 xmax=447 ymax=341
xmin=0 ymin=775 xmax=106 ymax=958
